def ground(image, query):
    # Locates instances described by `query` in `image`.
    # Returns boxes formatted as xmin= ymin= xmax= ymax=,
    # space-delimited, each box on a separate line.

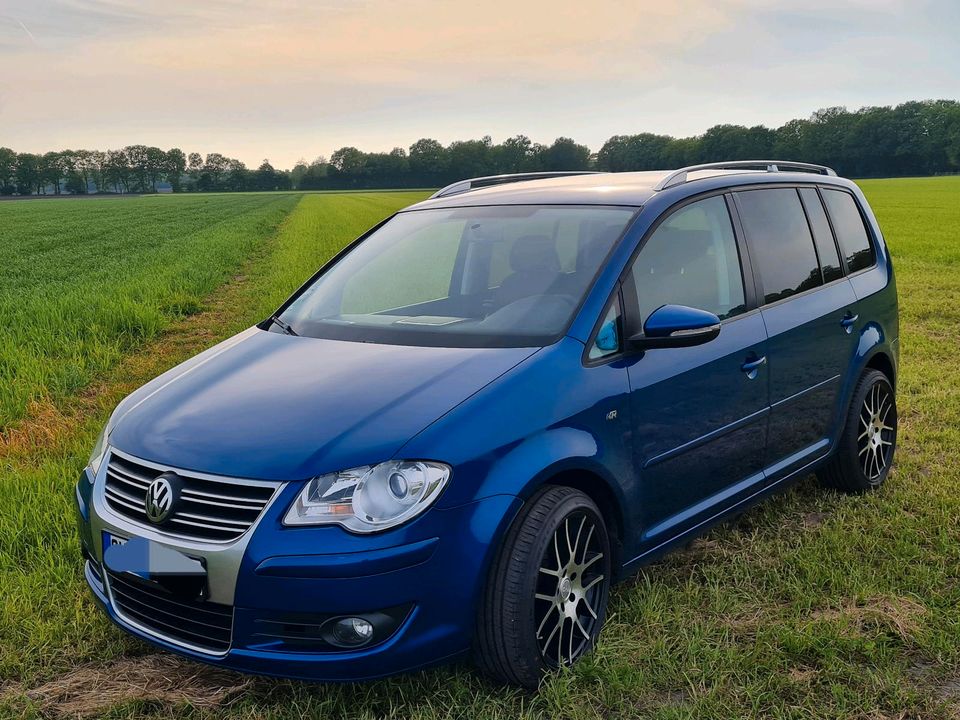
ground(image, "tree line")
xmin=2 ymin=99 xmax=958 ymax=195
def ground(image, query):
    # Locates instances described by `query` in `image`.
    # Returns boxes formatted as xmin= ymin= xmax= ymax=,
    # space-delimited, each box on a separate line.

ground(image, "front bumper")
xmin=76 ymin=458 xmax=521 ymax=682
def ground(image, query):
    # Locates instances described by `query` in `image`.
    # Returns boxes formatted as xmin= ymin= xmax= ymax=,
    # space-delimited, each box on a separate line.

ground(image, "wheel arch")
xmin=864 ymin=350 xmax=896 ymax=389
xmin=522 ymin=466 xmax=627 ymax=579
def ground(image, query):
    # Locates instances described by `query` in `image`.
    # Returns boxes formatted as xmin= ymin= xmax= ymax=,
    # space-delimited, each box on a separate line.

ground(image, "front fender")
xmin=468 ymin=426 xmax=627 ymax=506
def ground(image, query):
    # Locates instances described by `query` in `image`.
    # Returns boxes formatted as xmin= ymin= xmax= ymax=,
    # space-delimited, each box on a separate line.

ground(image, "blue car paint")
xmin=77 ymin=169 xmax=898 ymax=681
xmin=108 ymin=330 xmax=537 ymax=481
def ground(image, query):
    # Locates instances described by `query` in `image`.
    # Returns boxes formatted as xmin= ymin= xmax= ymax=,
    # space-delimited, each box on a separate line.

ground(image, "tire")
xmin=475 ymin=485 xmax=611 ymax=688
xmin=818 ymin=369 xmax=897 ymax=493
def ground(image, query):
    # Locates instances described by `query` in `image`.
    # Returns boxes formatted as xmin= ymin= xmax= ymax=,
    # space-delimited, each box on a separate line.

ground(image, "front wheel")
xmin=818 ymin=369 xmax=897 ymax=493
xmin=475 ymin=486 xmax=611 ymax=688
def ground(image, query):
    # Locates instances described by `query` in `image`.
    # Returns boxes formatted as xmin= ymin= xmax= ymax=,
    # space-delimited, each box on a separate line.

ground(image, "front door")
xmin=624 ymin=194 xmax=769 ymax=550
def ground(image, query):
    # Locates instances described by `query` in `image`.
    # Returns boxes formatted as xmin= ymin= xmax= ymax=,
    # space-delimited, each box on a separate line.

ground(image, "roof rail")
xmin=429 ymin=171 xmax=602 ymax=199
xmin=653 ymin=160 xmax=837 ymax=191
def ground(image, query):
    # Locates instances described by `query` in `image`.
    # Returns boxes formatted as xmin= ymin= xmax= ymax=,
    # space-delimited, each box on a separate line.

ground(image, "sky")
xmin=0 ymin=0 xmax=958 ymax=169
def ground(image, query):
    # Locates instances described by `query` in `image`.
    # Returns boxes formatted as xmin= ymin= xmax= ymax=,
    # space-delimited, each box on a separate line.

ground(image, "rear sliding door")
xmin=733 ymin=187 xmax=858 ymax=480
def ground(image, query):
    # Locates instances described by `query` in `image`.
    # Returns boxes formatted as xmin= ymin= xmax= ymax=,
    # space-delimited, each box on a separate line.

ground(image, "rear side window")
xmin=821 ymin=189 xmax=876 ymax=273
xmin=798 ymin=187 xmax=843 ymax=283
xmin=735 ymin=188 xmax=822 ymax=304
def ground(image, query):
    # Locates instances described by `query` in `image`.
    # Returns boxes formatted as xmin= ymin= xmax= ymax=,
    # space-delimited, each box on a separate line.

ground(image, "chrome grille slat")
xmin=110 ymin=585 xmax=230 ymax=632
xmin=104 ymin=483 xmax=143 ymax=506
xmin=118 ymin=602 xmax=229 ymax=645
xmin=110 ymin=576 xmax=233 ymax=620
xmin=175 ymin=511 xmax=251 ymax=528
xmin=108 ymin=462 xmax=155 ymax=485
xmin=167 ymin=517 xmax=242 ymax=535
xmin=107 ymin=470 xmax=150 ymax=491
xmin=104 ymin=488 xmax=147 ymax=514
xmin=181 ymin=490 xmax=264 ymax=509
xmin=106 ymin=570 xmax=233 ymax=654
xmin=103 ymin=451 xmax=280 ymax=543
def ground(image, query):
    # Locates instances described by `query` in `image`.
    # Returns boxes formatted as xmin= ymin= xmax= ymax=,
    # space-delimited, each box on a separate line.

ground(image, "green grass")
xmin=2 ymin=180 xmax=959 ymax=719
xmin=0 ymin=193 xmax=300 ymax=428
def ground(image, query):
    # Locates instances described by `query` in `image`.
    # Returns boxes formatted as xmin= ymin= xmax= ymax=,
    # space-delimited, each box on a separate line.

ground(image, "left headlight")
xmin=283 ymin=460 xmax=451 ymax=533
xmin=87 ymin=423 xmax=110 ymax=481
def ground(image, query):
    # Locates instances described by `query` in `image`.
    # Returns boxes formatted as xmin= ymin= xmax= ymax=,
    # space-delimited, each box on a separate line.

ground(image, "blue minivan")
xmin=76 ymin=162 xmax=898 ymax=687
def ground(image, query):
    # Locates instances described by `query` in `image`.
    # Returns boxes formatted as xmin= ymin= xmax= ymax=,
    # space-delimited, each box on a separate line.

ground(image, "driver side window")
xmin=629 ymin=195 xmax=746 ymax=326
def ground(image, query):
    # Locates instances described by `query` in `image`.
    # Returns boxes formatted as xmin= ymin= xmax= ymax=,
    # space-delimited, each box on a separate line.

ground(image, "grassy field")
xmin=1 ymin=179 xmax=959 ymax=719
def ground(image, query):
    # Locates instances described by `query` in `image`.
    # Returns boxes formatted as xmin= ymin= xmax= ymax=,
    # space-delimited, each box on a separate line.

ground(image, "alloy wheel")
xmin=858 ymin=381 xmax=895 ymax=481
xmin=534 ymin=511 xmax=606 ymax=666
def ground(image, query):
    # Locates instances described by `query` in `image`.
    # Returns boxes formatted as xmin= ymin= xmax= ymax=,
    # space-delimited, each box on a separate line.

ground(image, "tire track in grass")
xmin=0 ymin=192 xmax=425 ymax=464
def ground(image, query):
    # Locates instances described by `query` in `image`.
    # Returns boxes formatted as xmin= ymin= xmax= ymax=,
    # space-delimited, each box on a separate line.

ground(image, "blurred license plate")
xmin=102 ymin=531 xmax=129 ymax=555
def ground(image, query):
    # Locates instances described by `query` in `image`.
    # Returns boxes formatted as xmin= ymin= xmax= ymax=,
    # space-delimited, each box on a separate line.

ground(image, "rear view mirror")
xmin=628 ymin=304 xmax=721 ymax=351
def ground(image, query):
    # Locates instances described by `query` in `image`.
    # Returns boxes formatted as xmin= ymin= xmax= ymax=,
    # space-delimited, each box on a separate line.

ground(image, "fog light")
xmin=331 ymin=617 xmax=374 ymax=647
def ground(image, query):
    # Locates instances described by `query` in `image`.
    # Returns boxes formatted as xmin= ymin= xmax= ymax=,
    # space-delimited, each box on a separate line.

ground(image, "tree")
xmin=200 ymin=153 xmax=230 ymax=191
xmin=104 ymin=149 xmax=131 ymax=192
xmin=329 ymin=147 xmax=367 ymax=187
xmin=145 ymin=146 xmax=167 ymax=191
xmin=87 ymin=151 xmax=107 ymax=193
xmin=1 ymin=97 xmax=957 ymax=196
xmin=408 ymin=139 xmax=448 ymax=185
xmin=597 ymin=133 xmax=673 ymax=171
xmin=185 ymin=152 xmax=203 ymax=190
xmin=298 ymin=157 xmax=330 ymax=190
xmin=446 ymin=137 xmax=493 ymax=180
xmin=253 ymin=159 xmax=290 ymax=191
xmin=15 ymin=153 xmax=42 ymax=195
xmin=290 ymin=159 xmax=309 ymax=190
xmin=491 ymin=135 xmax=534 ymax=173
xmin=699 ymin=124 xmax=775 ymax=162
xmin=540 ymin=137 xmax=591 ymax=170
xmin=0 ymin=147 xmax=18 ymax=194
xmin=123 ymin=145 xmax=151 ymax=192
xmin=165 ymin=148 xmax=187 ymax=191
xmin=39 ymin=151 xmax=70 ymax=194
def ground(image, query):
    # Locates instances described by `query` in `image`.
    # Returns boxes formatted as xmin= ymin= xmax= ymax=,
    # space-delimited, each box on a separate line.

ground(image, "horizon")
xmin=2 ymin=0 xmax=959 ymax=168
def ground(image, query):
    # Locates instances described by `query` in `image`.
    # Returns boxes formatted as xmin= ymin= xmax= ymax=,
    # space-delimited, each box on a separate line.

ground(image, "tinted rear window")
xmin=798 ymin=187 xmax=843 ymax=283
xmin=821 ymin=189 xmax=875 ymax=273
xmin=735 ymin=188 xmax=822 ymax=304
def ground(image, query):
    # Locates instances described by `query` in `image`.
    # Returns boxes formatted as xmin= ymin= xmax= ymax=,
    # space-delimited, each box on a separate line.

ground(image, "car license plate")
xmin=102 ymin=531 xmax=128 ymax=556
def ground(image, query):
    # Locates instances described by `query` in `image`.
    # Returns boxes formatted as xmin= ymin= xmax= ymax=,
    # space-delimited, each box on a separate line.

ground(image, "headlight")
xmin=283 ymin=460 xmax=451 ymax=533
xmin=87 ymin=424 xmax=110 ymax=481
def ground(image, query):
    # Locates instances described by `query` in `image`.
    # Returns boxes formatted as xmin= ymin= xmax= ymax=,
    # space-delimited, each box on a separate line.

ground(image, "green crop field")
xmin=1 ymin=179 xmax=959 ymax=719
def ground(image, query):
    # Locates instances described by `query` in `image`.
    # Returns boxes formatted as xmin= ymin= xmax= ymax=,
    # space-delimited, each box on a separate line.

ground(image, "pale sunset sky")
xmin=1 ymin=0 xmax=957 ymax=168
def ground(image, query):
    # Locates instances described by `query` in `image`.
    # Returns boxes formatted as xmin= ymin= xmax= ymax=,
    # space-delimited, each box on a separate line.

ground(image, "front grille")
xmin=85 ymin=558 xmax=104 ymax=589
xmin=106 ymin=569 xmax=233 ymax=654
xmin=103 ymin=451 xmax=279 ymax=543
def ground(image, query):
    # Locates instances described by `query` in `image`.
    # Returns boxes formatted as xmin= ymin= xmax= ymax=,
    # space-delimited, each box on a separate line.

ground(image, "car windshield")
xmin=277 ymin=205 xmax=636 ymax=348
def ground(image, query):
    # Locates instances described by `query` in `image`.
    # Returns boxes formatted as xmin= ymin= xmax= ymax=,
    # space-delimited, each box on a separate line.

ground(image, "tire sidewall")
xmin=844 ymin=370 xmax=898 ymax=489
xmin=513 ymin=491 xmax=611 ymax=675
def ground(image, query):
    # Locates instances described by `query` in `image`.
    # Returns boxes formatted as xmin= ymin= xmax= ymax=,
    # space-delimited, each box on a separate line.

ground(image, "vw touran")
xmin=76 ymin=162 xmax=898 ymax=687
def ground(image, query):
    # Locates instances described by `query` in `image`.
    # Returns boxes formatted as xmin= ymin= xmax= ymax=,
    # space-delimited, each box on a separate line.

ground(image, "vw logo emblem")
xmin=145 ymin=475 xmax=176 ymax=523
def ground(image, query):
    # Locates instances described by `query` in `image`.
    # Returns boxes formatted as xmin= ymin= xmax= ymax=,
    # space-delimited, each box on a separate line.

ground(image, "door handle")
xmin=741 ymin=355 xmax=767 ymax=379
xmin=840 ymin=312 xmax=859 ymax=333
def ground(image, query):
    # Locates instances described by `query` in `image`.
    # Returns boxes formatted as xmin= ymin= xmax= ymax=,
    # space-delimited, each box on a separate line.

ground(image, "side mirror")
xmin=628 ymin=304 xmax=721 ymax=351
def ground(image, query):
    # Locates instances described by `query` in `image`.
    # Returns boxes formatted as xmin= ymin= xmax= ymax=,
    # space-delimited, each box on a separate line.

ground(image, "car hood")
xmin=109 ymin=327 xmax=537 ymax=481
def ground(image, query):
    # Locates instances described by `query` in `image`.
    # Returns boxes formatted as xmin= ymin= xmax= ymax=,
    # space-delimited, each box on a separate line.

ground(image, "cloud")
xmin=0 ymin=0 xmax=956 ymax=167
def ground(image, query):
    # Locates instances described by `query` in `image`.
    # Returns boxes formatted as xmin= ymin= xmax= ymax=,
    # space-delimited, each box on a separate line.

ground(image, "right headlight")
xmin=282 ymin=460 xmax=451 ymax=533
xmin=87 ymin=423 xmax=111 ymax=481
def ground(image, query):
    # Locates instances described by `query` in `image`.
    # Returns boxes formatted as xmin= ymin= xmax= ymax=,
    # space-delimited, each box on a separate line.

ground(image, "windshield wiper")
xmin=268 ymin=315 xmax=298 ymax=336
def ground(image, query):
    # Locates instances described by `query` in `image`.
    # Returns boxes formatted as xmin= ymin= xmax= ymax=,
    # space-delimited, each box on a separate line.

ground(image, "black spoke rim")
xmin=533 ymin=511 xmax=605 ymax=667
xmin=858 ymin=381 xmax=895 ymax=482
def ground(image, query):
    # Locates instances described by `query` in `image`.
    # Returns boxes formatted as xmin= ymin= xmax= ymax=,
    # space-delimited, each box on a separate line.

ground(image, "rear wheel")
xmin=818 ymin=369 xmax=897 ymax=492
xmin=475 ymin=486 xmax=611 ymax=688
